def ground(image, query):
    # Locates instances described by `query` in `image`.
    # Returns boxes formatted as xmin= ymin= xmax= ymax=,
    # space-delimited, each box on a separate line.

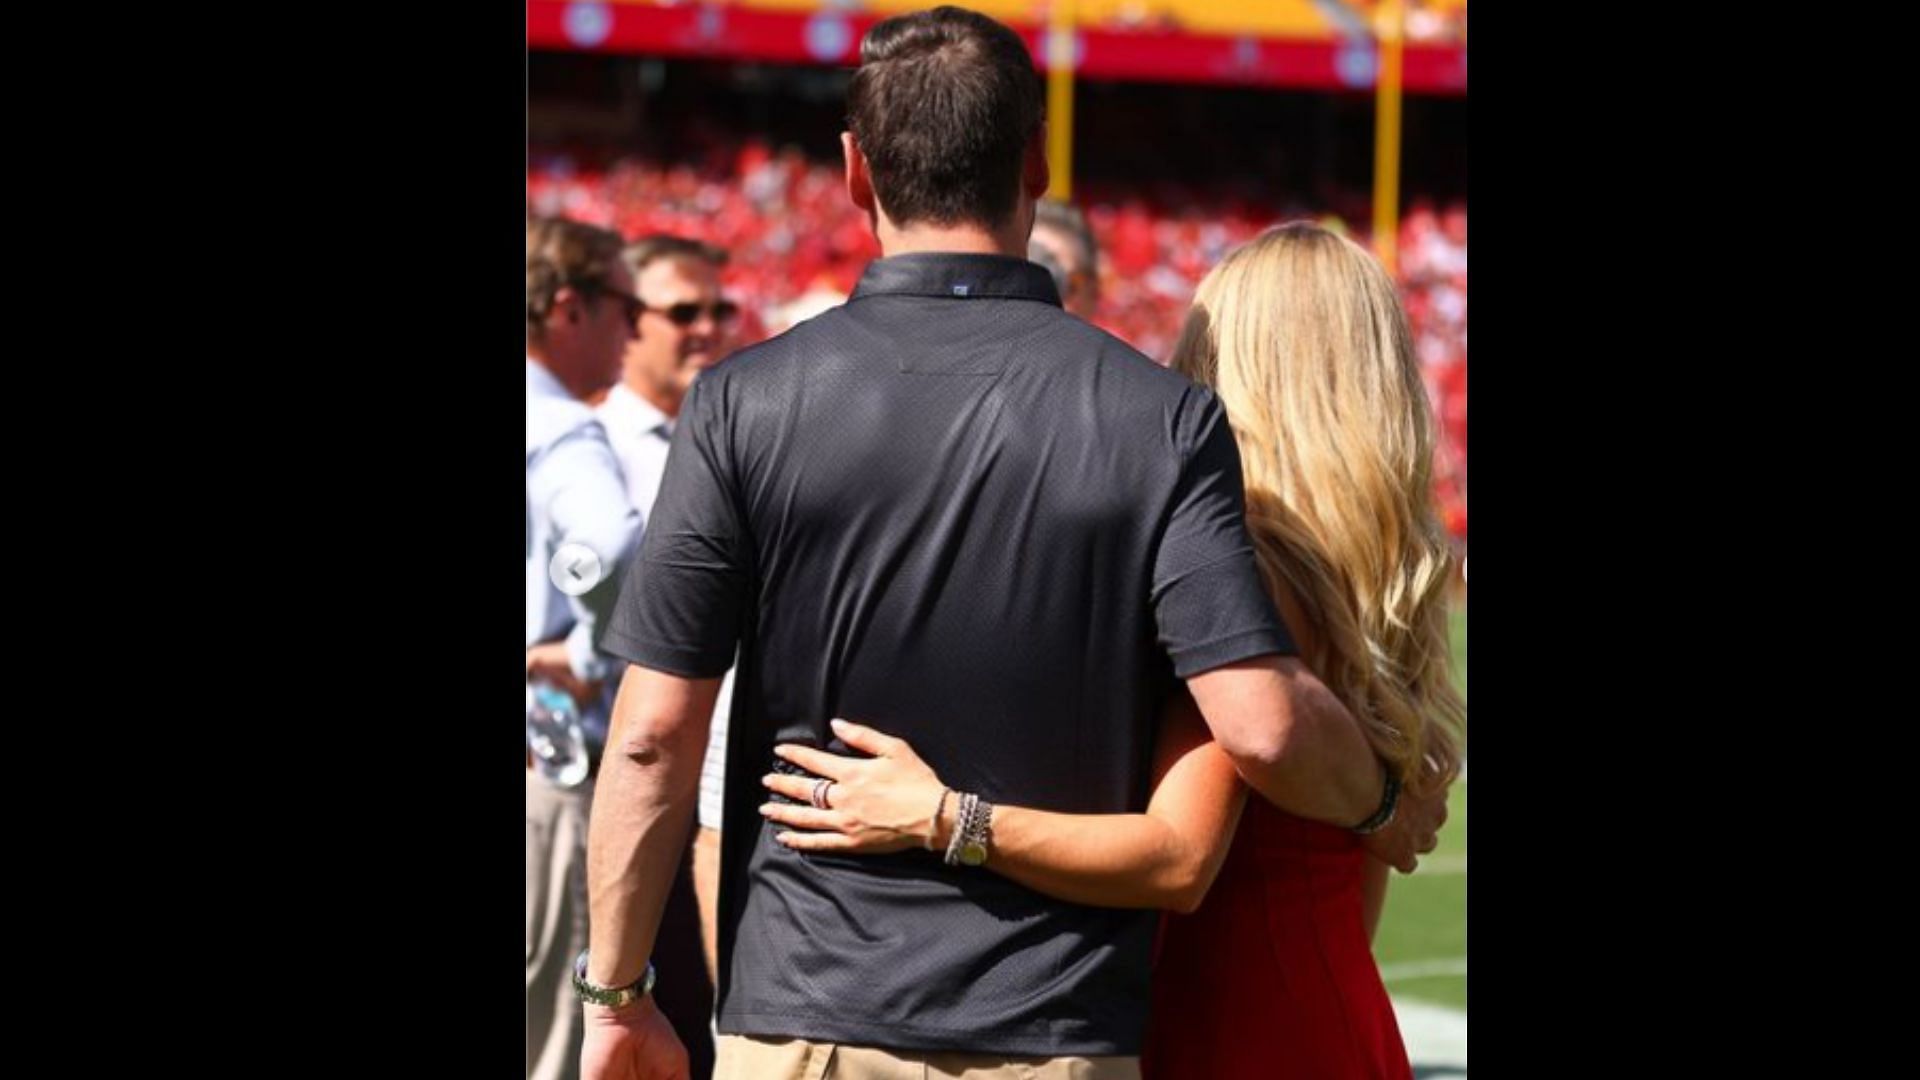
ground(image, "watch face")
xmin=960 ymin=842 xmax=988 ymax=867
xmin=575 ymin=975 xmax=624 ymax=1007
xmin=573 ymin=955 xmax=652 ymax=1007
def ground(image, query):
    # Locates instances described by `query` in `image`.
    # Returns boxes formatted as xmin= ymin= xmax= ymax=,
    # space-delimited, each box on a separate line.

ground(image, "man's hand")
xmin=527 ymin=641 xmax=600 ymax=711
xmin=580 ymin=997 xmax=688 ymax=1080
xmin=1359 ymin=784 xmax=1447 ymax=873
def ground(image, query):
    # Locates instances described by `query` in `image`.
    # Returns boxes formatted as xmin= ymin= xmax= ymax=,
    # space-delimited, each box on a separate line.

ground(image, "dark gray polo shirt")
xmin=602 ymin=252 xmax=1291 ymax=1055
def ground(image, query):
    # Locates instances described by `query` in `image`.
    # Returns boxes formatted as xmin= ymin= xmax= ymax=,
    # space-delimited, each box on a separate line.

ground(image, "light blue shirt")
xmin=527 ymin=358 xmax=643 ymax=743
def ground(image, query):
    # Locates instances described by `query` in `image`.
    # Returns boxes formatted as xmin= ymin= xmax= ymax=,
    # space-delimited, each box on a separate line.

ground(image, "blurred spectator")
xmin=1029 ymin=199 xmax=1102 ymax=319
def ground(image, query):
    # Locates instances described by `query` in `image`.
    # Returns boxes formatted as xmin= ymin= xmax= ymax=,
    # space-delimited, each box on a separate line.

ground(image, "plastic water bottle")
xmin=526 ymin=679 xmax=589 ymax=788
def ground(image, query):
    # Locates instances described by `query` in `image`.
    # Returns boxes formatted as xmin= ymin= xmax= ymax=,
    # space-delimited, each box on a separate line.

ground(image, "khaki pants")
xmin=716 ymin=1035 xmax=1139 ymax=1080
xmin=527 ymin=771 xmax=594 ymax=1080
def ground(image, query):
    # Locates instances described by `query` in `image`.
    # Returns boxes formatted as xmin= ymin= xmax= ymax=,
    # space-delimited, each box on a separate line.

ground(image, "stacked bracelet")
xmin=944 ymin=792 xmax=977 ymax=865
xmin=943 ymin=790 xmax=995 ymax=867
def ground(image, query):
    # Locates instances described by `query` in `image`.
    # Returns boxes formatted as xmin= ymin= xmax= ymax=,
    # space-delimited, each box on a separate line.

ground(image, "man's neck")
xmin=877 ymin=216 xmax=1029 ymax=261
xmin=528 ymin=347 xmax=590 ymax=402
xmin=623 ymin=376 xmax=683 ymax=420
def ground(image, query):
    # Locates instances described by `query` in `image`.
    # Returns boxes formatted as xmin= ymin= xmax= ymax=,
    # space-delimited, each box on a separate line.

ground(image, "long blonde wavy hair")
xmin=1171 ymin=223 xmax=1464 ymax=796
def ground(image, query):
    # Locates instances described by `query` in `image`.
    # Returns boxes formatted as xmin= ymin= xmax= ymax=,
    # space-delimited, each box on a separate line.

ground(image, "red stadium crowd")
xmin=527 ymin=139 xmax=1465 ymax=538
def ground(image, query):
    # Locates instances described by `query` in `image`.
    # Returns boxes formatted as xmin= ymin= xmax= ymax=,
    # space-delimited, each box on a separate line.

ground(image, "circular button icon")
xmin=549 ymin=542 xmax=604 ymax=596
xmin=563 ymin=2 xmax=613 ymax=49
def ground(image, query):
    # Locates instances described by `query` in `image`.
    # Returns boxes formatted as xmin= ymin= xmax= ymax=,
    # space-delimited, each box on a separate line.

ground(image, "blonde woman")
xmin=763 ymin=223 xmax=1465 ymax=1078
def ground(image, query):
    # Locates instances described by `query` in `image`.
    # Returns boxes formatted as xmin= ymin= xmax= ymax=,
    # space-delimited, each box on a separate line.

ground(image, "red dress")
xmin=1142 ymin=798 xmax=1411 ymax=1079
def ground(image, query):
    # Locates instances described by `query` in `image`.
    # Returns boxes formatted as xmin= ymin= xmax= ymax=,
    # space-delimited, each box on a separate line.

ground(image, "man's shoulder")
xmin=526 ymin=392 xmax=606 ymax=459
xmin=1049 ymin=313 xmax=1192 ymax=389
xmin=691 ymin=320 xmax=818 ymax=392
xmin=1034 ymin=312 xmax=1227 ymax=447
xmin=694 ymin=301 xmax=1213 ymax=431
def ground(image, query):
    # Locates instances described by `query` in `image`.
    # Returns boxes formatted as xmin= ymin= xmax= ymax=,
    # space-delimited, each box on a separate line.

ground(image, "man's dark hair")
xmin=526 ymin=215 xmax=626 ymax=343
xmin=847 ymin=6 xmax=1043 ymax=230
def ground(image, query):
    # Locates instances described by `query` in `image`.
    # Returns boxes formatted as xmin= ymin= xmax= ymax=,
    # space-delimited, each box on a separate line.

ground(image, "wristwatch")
xmin=572 ymin=951 xmax=656 ymax=1008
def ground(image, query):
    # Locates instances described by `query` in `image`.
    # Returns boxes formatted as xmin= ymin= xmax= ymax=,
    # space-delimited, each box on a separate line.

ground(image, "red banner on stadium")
xmin=526 ymin=2 xmax=1467 ymax=96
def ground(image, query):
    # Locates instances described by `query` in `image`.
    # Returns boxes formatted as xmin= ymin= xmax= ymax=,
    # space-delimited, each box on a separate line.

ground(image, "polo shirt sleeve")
xmin=1150 ymin=389 xmax=1297 ymax=678
xmin=600 ymin=376 xmax=749 ymax=679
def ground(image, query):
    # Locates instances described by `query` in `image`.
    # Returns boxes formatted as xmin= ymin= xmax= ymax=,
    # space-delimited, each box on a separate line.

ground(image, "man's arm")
xmin=578 ymin=369 xmax=746 ymax=1080
xmin=1185 ymin=655 xmax=1381 ymax=827
xmin=587 ymin=664 xmax=722 ymax=983
xmin=579 ymin=664 xmax=723 ymax=1080
xmin=1186 ymin=659 xmax=1443 ymax=873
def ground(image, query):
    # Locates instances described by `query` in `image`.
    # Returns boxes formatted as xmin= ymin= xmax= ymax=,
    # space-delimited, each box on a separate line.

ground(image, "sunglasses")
xmin=642 ymin=300 xmax=741 ymax=327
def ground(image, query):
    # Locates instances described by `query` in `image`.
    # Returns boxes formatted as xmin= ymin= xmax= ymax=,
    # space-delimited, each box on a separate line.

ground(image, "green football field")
xmin=1373 ymin=605 xmax=1467 ymax=1011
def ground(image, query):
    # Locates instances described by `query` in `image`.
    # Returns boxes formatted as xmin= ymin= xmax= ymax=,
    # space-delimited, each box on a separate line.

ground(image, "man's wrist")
xmin=573 ymin=950 xmax=655 ymax=1008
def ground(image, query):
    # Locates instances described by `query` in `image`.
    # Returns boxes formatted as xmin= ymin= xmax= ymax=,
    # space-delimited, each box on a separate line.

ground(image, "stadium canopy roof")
xmin=527 ymin=1 xmax=1467 ymax=96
